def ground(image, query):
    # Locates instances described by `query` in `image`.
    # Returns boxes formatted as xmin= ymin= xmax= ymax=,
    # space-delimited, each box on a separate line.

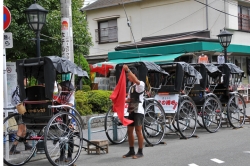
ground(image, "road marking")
xmin=243 ymin=151 xmax=250 ymax=153
xmin=188 ymin=164 xmax=199 ymax=166
xmin=211 ymin=158 xmax=225 ymax=164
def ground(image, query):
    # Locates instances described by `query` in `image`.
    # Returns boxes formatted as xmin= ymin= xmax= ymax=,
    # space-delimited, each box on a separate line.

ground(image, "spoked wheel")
xmin=201 ymin=97 xmax=222 ymax=133
xmin=227 ymin=94 xmax=246 ymax=128
xmin=142 ymin=102 xmax=165 ymax=145
xmin=4 ymin=113 xmax=36 ymax=166
xmin=177 ymin=99 xmax=197 ymax=139
xmin=104 ymin=107 xmax=127 ymax=144
xmin=44 ymin=111 xmax=83 ymax=166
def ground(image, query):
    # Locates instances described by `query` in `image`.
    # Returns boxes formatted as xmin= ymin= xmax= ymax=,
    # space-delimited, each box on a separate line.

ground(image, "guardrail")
xmin=87 ymin=115 xmax=106 ymax=140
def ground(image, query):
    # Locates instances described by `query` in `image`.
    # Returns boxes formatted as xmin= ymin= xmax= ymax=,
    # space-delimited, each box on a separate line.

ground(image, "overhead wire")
xmin=120 ymin=0 xmax=141 ymax=60
xmin=90 ymin=0 xmax=219 ymax=54
xmin=41 ymin=0 xmax=246 ymax=57
xmin=194 ymin=0 xmax=248 ymax=21
xmin=144 ymin=0 xmax=216 ymax=38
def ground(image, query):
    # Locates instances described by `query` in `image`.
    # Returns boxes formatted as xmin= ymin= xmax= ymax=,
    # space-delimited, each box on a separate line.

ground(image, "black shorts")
xmin=127 ymin=112 xmax=144 ymax=126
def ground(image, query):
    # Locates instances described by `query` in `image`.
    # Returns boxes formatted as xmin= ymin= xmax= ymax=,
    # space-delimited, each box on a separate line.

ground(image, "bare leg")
xmin=135 ymin=125 xmax=143 ymax=149
xmin=122 ymin=126 xmax=135 ymax=158
xmin=127 ymin=126 xmax=135 ymax=147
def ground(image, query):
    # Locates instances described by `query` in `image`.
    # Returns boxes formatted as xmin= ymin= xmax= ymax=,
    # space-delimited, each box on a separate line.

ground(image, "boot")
xmin=66 ymin=137 xmax=74 ymax=163
xmin=122 ymin=147 xmax=135 ymax=158
xmin=55 ymin=143 xmax=66 ymax=163
xmin=9 ymin=144 xmax=21 ymax=155
xmin=24 ymin=142 xmax=32 ymax=150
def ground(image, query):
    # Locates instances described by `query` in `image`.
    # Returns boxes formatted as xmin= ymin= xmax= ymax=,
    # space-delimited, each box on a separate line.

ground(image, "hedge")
xmin=75 ymin=90 xmax=113 ymax=116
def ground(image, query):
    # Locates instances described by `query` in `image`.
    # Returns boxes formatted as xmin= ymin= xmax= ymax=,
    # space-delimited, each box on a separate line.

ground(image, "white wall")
xmin=85 ymin=0 xmax=250 ymax=56
xmin=140 ymin=0 xmax=205 ymax=37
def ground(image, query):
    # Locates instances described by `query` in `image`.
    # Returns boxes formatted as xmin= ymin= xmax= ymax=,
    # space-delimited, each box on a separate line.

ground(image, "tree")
xmin=4 ymin=0 xmax=92 ymax=76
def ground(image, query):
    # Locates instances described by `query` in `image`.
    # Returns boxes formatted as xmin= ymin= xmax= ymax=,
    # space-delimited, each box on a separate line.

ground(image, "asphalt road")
xmin=6 ymin=106 xmax=250 ymax=166
xmin=23 ymin=123 xmax=250 ymax=166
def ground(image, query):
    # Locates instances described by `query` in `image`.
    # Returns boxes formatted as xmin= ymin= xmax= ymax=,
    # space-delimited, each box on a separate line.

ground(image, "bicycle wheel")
xmin=44 ymin=111 xmax=83 ymax=166
xmin=202 ymin=97 xmax=222 ymax=133
xmin=104 ymin=107 xmax=127 ymax=144
xmin=142 ymin=102 xmax=165 ymax=145
xmin=177 ymin=99 xmax=197 ymax=139
xmin=227 ymin=94 xmax=246 ymax=128
xmin=4 ymin=113 xmax=36 ymax=166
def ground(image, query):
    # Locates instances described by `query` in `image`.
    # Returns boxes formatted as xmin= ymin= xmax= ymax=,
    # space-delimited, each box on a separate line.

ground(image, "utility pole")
xmin=60 ymin=0 xmax=74 ymax=85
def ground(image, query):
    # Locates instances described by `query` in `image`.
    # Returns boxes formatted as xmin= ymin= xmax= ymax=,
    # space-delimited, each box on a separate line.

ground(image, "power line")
xmin=43 ymin=0 xmax=244 ymax=55
xmin=120 ymin=0 xmax=140 ymax=60
xmin=194 ymin=0 xmax=249 ymax=21
xmin=92 ymin=0 xmax=218 ymax=53
xmin=143 ymin=0 xmax=216 ymax=38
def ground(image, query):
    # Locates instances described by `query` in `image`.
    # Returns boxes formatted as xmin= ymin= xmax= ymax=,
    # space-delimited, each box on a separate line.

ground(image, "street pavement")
xmin=5 ymin=104 xmax=250 ymax=166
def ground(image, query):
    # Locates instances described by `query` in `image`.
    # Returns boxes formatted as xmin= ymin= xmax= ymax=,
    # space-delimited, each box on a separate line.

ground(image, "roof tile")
xmin=81 ymin=0 xmax=141 ymax=11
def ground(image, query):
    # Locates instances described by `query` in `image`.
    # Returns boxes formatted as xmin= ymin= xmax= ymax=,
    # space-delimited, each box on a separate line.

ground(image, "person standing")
xmin=198 ymin=53 xmax=209 ymax=63
xmin=10 ymin=78 xmax=32 ymax=155
xmin=122 ymin=65 xmax=145 ymax=159
xmin=55 ymin=80 xmax=76 ymax=165
xmin=217 ymin=54 xmax=225 ymax=64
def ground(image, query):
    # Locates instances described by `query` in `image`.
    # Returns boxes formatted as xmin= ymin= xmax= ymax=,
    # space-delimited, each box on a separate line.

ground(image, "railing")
xmin=87 ymin=116 xmax=106 ymax=140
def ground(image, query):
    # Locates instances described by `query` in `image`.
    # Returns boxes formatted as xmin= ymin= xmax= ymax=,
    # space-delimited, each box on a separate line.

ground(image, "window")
xmin=238 ymin=6 xmax=250 ymax=32
xmin=95 ymin=19 xmax=118 ymax=44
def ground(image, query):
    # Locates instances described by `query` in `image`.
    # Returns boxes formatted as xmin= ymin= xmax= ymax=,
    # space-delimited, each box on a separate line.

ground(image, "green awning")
xmin=108 ymin=41 xmax=250 ymax=61
xmin=108 ymin=53 xmax=183 ymax=64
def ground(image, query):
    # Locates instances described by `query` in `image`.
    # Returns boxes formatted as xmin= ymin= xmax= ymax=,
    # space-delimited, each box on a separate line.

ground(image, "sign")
xmin=154 ymin=94 xmax=179 ymax=113
xmin=3 ymin=6 xmax=11 ymax=30
xmin=61 ymin=17 xmax=70 ymax=59
xmin=6 ymin=62 xmax=17 ymax=107
xmin=4 ymin=32 xmax=13 ymax=48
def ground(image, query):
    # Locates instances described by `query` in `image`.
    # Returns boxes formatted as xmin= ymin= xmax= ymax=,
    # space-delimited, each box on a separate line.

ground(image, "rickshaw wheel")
xmin=104 ymin=107 xmax=127 ymax=144
xmin=4 ymin=113 xmax=36 ymax=166
xmin=44 ymin=111 xmax=83 ymax=166
xmin=227 ymin=95 xmax=246 ymax=128
xmin=177 ymin=99 xmax=197 ymax=139
xmin=202 ymin=97 xmax=222 ymax=133
xmin=142 ymin=102 xmax=165 ymax=145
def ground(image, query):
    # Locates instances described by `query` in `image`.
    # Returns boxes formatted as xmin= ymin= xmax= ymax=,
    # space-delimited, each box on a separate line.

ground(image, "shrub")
xmin=82 ymin=85 xmax=91 ymax=92
xmin=87 ymin=90 xmax=113 ymax=114
xmin=75 ymin=90 xmax=112 ymax=115
xmin=75 ymin=90 xmax=93 ymax=115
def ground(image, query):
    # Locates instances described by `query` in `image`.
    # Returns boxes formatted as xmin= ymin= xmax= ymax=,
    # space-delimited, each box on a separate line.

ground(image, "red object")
xmin=90 ymin=64 xmax=114 ymax=76
xmin=110 ymin=68 xmax=133 ymax=126
xmin=3 ymin=6 xmax=11 ymax=30
xmin=30 ymin=136 xmax=44 ymax=140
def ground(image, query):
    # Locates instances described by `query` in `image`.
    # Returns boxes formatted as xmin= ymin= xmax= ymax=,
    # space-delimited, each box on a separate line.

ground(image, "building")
xmin=81 ymin=0 xmax=250 ymax=86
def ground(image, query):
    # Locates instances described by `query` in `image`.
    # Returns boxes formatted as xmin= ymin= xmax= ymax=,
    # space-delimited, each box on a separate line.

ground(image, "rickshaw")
xmin=189 ymin=63 xmax=223 ymax=133
xmin=104 ymin=61 xmax=169 ymax=146
xmin=214 ymin=63 xmax=246 ymax=128
xmin=3 ymin=56 xmax=103 ymax=166
xmin=158 ymin=62 xmax=202 ymax=139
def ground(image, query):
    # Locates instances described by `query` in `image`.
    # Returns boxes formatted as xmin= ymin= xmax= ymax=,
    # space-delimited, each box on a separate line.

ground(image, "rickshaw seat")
xmin=214 ymin=83 xmax=229 ymax=106
xmin=23 ymin=86 xmax=53 ymax=124
xmin=25 ymin=86 xmax=47 ymax=100
xmin=158 ymin=85 xmax=179 ymax=94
